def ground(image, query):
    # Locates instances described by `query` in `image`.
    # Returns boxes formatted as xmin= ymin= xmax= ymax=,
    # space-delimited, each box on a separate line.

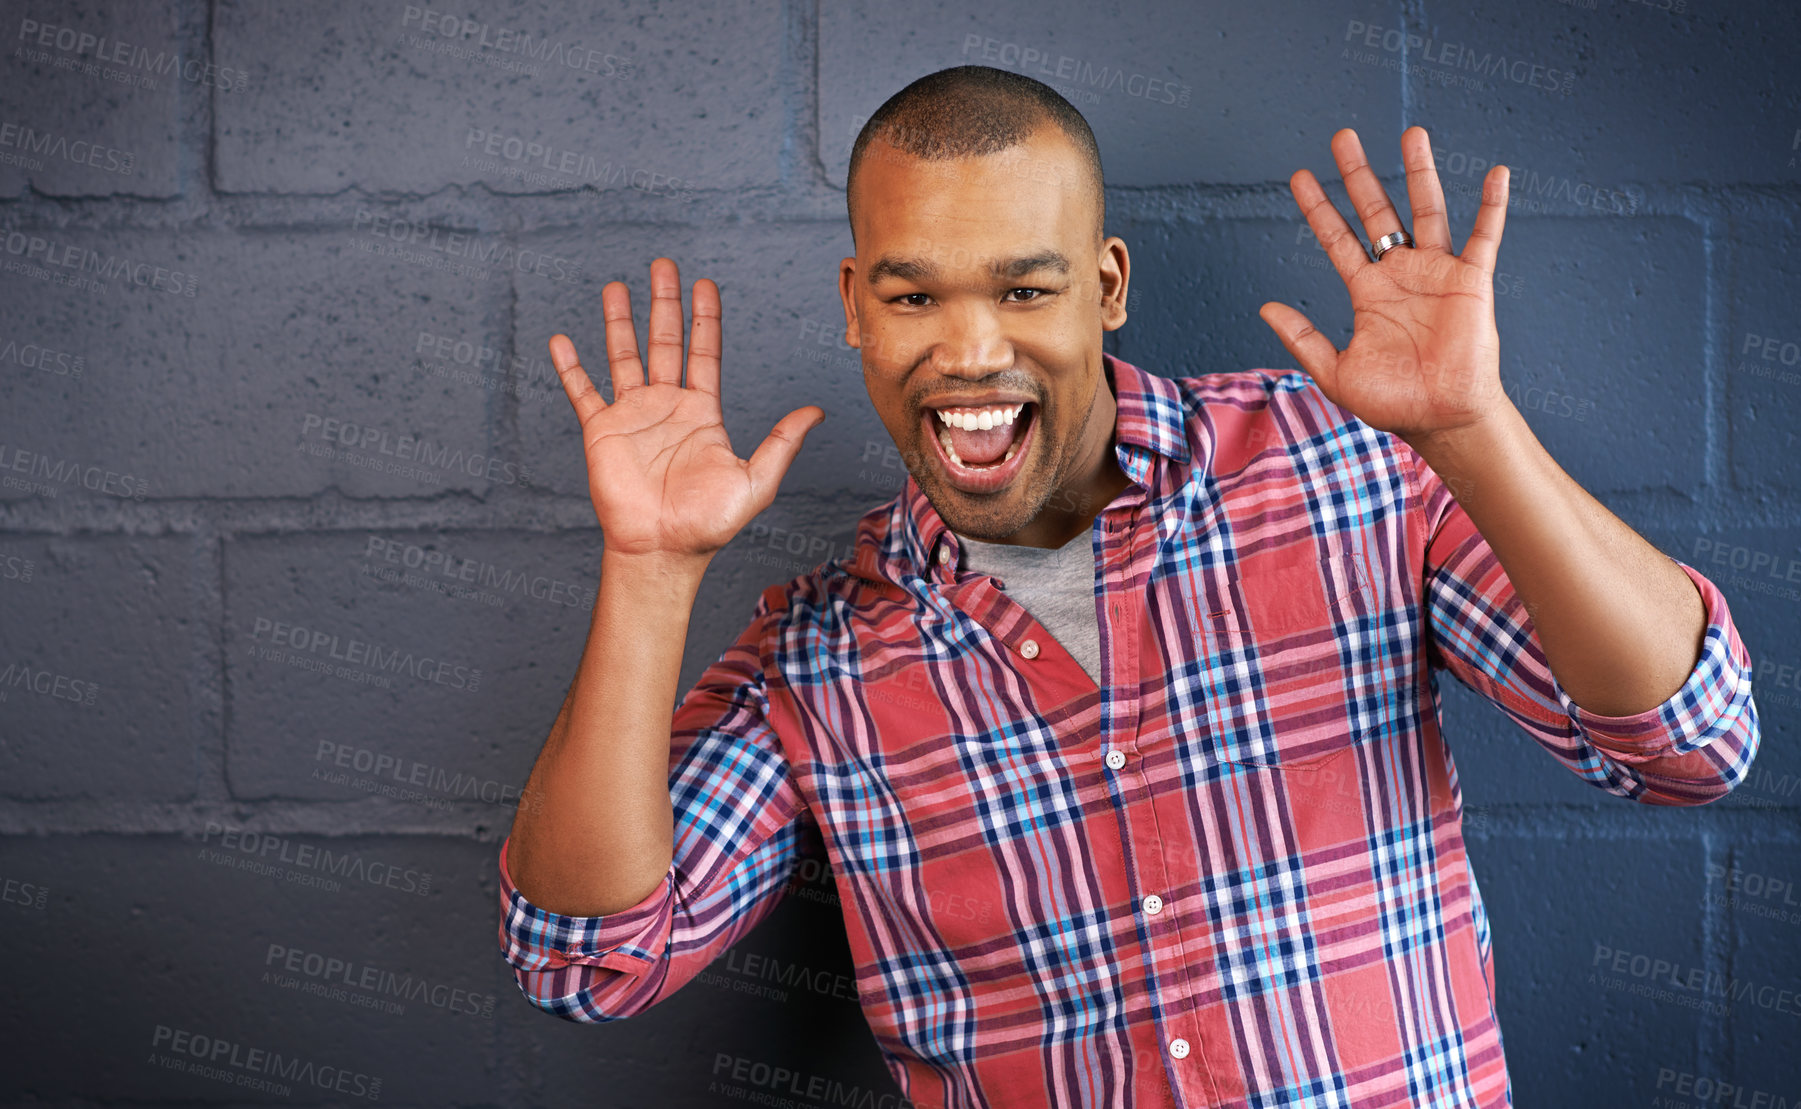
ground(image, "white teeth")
xmin=938 ymin=426 xmax=963 ymax=467
xmin=938 ymin=424 xmax=1023 ymax=470
xmin=933 ymin=403 xmax=1026 ymax=430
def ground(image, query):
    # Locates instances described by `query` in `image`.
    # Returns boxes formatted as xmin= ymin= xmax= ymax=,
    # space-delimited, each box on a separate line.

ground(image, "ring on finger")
xmin=1370 ymin=230 xmax=1415 ymax=262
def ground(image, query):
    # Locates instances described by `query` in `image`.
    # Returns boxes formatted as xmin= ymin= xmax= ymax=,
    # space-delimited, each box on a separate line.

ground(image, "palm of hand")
xmin=581 ymin=384 xmax=765 ymax=557
xmin=1332 ymin=252 xmax=1505 ymax=439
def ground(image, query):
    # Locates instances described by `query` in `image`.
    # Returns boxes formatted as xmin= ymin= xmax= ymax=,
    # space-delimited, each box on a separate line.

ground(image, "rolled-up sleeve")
xmin=1407 ymin=445 xmax=1760 ymax=805
xmin=497 ymin=589 xmax=813 ymax=1021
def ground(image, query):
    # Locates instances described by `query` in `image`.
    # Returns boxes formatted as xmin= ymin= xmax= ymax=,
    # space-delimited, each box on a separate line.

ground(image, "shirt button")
xmin=1142 ymin=893 xmax=1163 ymax=915
xmin=1104 ymin=750 xmax=1127 ymax=770
xmin=936 ymin=545 xmax=951 ymax=566
xmin=1019 ymin=638 xmax=1040 ymax=660
xmin=1169 ymin=1037 xmax=1190 ymax=1060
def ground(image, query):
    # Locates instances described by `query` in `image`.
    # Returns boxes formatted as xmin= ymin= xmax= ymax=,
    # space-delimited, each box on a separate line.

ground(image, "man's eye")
xmin=897 ymin=293 xmax=931 ymax=307
xmin=1006 ymin=287 xmax=1047 ymax=302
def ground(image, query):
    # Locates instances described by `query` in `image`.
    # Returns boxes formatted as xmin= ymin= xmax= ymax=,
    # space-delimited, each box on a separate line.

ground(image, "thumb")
xmin=746 ymin=405 xmax=825 ymax=504
xmin=1258 ymin=301 xmax=1341 ymax=396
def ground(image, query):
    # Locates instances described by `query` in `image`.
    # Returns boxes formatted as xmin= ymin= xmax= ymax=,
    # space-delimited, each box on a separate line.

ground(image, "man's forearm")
xmin=1405 ymin=398 xmax=1707 ymax=718
xmin=506 ymin=549 xmax=710 ymax=916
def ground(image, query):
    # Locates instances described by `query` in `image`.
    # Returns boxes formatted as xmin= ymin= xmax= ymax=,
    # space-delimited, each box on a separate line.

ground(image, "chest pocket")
xmin=1197 ymin=541 xmax=1382 ymax=770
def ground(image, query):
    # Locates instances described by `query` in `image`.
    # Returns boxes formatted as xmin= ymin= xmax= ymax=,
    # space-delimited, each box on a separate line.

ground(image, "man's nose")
xmin=932 ymin=307 xmax=1012 ymax=379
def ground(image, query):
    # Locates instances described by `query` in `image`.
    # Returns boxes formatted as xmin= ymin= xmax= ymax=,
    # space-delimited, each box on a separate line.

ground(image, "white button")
xmin=1104 ymin=750 xmax=1127 ymax=770
xmin=1019 ymin=638 xmax=1040 ymax=659
xmin=936 ymin=545 xmax=951 ymax=566
xmin=1142 ymin=893 xmax=1163 ymax=915
xmin=1169 ymin=1037 xmax=1190 ymax=1059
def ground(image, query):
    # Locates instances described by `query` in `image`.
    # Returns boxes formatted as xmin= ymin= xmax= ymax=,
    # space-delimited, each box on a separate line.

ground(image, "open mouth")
xmin=919 ymin=399 xmax=1038 ymax=495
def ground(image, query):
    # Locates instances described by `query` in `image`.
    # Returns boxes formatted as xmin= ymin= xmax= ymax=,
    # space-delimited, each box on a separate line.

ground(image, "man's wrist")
xmin=1400 ymin=399 xmax=1529 ymax=498
xmin=598 ymin=547 xmax=712 ymax=602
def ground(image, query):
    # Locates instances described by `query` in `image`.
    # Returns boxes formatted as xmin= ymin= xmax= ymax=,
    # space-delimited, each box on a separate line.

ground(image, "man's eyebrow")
xmin=867 ymin=250 xmax=1071 ymax=285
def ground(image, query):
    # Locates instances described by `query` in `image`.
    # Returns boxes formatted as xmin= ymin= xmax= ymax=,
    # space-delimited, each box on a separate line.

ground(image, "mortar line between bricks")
xmin=1702 ymin=209 xmax=1721 ymax=494
xmin=195 ymin=519 xmax=230 ymax=803
xmin=1699 ymin=833 xmax=1726 ymax=1089
xmin=803 ymin=0 xmax=830 ymax=191
xmin=781 ymin=0 xmax=817 ymax=193
xmin=1401 ymin=0 xmax=1420 ymax=127
xmin=195 ymin=0 xmax=215 ymax=202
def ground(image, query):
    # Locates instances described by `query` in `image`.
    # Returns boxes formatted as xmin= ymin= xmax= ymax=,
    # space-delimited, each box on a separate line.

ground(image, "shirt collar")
xmin=855 ymin=353 xmax=1192 ymax=588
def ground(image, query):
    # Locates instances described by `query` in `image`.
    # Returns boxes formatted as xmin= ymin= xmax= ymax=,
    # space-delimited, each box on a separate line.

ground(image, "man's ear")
xmin=1098 ymin=236 xmax=1131 ymax=333
xmin=838 ymin=256 xmax=862 ymax=348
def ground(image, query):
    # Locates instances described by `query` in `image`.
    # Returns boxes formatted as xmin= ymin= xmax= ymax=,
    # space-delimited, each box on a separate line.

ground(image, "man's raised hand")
xmin=549 ymin=257 xmax=824 ymax=566
xmin=1258 ymin=126 xmax=1513 ymax=452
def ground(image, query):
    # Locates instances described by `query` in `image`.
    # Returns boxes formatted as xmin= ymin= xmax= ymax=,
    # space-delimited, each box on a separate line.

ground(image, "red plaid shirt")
xmin=497 ymin=353 xmax=1759 ymax=1108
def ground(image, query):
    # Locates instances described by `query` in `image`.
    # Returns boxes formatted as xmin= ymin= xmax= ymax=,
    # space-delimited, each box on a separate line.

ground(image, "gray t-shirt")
xmin=955 ymin=528 xmax=1103 ymax=686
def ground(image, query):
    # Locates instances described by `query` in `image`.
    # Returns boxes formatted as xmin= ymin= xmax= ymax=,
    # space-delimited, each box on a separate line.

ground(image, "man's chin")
xmin=913 ymin=466 xmax=1044 ymax=542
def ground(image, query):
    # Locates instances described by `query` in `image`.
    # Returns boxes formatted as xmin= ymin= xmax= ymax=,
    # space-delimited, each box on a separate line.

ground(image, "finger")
xmin=601 ymin=280 xmax=645 ymax=396
xmin=687 ymin=277 xmax=722 ymax=400
xmin=1331 ymin=127 xmax=1406 ymax=248
xmin=1463 ymin=165 xmax=1510 ymax=273
xmin=1290 ymin=168 xmax=1369 ymax=284
xmin=1401 ymin=126 xmax=1452 ymax=253
xmin=645 ymin=256 xmax=685 ymax=387
xmin=745 ymin=405 xmax=825 ymax=508
xmin=1258 ymin=302 xmax=1341 ymax=397
xmin=547 ymin=333 xmax=608 ymax=423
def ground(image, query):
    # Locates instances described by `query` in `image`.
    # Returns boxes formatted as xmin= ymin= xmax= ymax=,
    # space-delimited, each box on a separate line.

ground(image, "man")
xmin=496 ymin=65 xmax=1759 ymax=1108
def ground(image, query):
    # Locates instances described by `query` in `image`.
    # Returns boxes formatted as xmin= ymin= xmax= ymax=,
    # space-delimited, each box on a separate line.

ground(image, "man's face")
xmin=839 ymin=127 xmax=1129 ymax=542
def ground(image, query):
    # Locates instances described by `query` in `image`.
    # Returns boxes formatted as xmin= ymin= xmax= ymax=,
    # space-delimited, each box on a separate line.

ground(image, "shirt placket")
xmin=1100 ymin=481 xmax=1225 ymax=1109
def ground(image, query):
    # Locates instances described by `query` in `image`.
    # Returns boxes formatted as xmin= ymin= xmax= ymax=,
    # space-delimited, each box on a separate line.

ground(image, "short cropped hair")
xmin=846 ymin=65 xmax=1106 ymax=248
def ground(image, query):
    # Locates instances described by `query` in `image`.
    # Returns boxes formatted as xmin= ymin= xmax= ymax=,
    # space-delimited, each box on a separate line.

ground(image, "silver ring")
xmin=1371 ymin=230 xmax=1414 ymax=261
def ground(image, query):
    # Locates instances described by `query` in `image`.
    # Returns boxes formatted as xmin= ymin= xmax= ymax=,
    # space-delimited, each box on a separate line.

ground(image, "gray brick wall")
xmin=0 ymin=0 xmax=1796 ymax=1105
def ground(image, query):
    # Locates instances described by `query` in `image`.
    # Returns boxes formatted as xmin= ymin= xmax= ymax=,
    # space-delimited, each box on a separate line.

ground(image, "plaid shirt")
xmin=497 ymin=353 xmax=1759 ymax=1109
